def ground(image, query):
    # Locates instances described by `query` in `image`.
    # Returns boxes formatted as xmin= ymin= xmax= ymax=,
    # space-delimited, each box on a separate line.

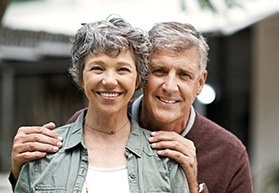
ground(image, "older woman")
xmin=14 ymin=17 xmax=189 ymax=193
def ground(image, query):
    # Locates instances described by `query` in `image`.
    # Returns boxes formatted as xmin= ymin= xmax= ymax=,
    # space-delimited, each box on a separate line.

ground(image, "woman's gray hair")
xmin=148 ymin=22 xmax=209 ymax=71
xmin=69 ymin=17 xmax=150 ymax=89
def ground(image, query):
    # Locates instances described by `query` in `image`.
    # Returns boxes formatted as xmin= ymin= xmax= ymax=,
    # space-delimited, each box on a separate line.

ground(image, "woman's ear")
xmin=135 ymin=75 xmax=141 ymax=90
xmin=80 ymin=76 xmax=84 ymax=88
xmin=135 ymin=82 xmax=141 ymax=90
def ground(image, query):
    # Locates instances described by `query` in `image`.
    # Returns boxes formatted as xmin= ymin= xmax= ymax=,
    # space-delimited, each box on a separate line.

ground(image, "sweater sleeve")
xmin=226 ymin=149 xmax=253 ymax=193
xmin=8 ymin=171 xmax=17 ymax=191
xmin=66 ymin=109 xmax=84 ymax=124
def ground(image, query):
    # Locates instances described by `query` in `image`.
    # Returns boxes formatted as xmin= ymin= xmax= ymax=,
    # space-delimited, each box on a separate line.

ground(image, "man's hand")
xmin=149 ymin=131 xmax=199 ymax=193
xmin=11 ymin=122 xmax=62 ymax=180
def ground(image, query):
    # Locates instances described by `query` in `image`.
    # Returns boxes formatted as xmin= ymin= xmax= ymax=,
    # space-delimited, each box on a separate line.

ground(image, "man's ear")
xmin=197 ymin=70 xmax=208 ymax=95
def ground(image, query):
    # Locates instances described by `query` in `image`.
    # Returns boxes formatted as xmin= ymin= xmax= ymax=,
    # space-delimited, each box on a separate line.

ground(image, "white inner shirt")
xmin=82 ymin=165 xmax=130 ymax=193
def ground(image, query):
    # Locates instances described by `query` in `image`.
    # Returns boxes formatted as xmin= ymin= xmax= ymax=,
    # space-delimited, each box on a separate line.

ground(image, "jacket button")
xmin=130 ymin=173 xmax=136 ymax=179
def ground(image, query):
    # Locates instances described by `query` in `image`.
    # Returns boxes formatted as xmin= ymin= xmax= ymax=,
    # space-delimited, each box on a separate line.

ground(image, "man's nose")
xmin=162 ymin=74 xmax=178 ymax=93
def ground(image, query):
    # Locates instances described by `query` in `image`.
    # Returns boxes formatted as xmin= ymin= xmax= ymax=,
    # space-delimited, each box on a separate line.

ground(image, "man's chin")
xmin=153 ymin=112 xmax=177 ymax=124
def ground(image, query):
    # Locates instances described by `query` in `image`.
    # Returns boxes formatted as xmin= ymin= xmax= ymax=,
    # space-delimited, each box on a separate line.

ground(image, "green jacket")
xmin=15 ymin=111 xmax=189 ymax=193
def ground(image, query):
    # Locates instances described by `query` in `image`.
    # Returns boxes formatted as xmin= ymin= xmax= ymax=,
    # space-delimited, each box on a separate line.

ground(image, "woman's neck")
xmin=85 ymin=105 xmax=130 ymax=134
xmin=83 ymin=106 xmax=131 ymax=168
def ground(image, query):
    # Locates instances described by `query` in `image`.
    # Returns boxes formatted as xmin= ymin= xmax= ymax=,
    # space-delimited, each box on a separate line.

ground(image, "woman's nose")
xmin=102 ymin=72 xmax=118 ymax=87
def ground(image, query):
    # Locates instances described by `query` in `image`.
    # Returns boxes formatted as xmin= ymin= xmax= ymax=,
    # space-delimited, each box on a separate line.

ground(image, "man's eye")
xmin=179 ymin=72 xmax=191 ymax=79
xmin=152 ymin=69 xmax=166 ymax=76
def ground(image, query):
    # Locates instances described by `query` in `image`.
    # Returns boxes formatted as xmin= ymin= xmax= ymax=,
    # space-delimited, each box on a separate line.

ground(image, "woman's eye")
xmin=118 ymin=67 xmax=131 ymax=72
xmin=90 ymin=66 xmax=103 ymax=72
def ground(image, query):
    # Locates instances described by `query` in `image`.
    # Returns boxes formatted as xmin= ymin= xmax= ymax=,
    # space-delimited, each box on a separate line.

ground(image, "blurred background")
xmin=0 ymin=0 xmax=278 ymax=192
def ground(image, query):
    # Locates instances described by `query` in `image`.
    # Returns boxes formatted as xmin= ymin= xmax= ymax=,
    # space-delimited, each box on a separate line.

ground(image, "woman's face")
xmin=82 ymin=50 xmax=138 ymax=115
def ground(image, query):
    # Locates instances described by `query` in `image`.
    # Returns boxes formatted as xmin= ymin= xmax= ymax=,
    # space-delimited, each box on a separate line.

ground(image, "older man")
xmin=10 ymin=21 xmax=253 ymax=193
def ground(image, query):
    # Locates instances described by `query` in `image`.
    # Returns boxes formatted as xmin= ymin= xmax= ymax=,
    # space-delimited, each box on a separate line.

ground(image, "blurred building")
xmin=0 ymin=0 xmax=278 ymax=192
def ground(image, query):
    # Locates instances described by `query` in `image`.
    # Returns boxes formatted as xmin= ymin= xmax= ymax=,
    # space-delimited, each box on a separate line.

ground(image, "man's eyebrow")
xmin=150 ymin=63 xmax=167 ymax=69
xmin=150 ymin=60 xmax=166 ymax=66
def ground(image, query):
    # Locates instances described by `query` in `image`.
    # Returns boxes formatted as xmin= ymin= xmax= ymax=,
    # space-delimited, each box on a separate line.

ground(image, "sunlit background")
xmin=0 ymin=0 xmax=278 ymax=192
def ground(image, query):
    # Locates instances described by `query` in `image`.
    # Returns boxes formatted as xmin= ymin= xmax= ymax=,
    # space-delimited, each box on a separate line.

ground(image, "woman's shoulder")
xmin=54 ymin=123 xmax=73 ymax=137
xmin=130 ymin=120 xmax=165 ymax=157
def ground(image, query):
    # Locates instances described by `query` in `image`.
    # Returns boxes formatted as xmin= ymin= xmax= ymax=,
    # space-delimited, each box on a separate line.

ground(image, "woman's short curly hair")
xmin=69 ymin=16 xmax=150 ymax=89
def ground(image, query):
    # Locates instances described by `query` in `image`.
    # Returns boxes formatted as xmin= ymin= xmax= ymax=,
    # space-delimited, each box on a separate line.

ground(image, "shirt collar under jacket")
xmin=131 ymin=94 xmax=196 ymax=137
xmin=62 ymin=110 xmax=144 ymax=157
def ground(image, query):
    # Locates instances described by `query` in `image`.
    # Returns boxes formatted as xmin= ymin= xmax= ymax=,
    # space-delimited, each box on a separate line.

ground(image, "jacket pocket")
xmin=35 ymin=186 xmax=66 ymax=193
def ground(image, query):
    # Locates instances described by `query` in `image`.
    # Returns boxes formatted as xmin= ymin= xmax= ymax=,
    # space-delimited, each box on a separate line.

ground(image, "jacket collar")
xmin=125 ymin=120 xmax=144 ymax=157
xmin=63 ymin=110 xmax=144 ymax=157
xmin=63 ymin=110 xmax=85 ymax=150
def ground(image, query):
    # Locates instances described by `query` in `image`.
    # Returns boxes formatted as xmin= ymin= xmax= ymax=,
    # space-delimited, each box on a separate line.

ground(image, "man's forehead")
xmin=150 ymin=49 xmax=201 ymax=71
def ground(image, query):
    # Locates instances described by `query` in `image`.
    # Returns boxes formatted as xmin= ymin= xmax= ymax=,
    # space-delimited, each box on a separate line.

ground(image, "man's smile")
xmin=157 ymin=96 xmax=180 ymax=104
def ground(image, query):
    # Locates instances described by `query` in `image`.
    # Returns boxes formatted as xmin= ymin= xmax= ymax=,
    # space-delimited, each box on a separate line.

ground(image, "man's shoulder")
xmin=191 ymin=114 xmax=246 ymax=151
xmin=67 ymin=109 xmax=85 ymax=124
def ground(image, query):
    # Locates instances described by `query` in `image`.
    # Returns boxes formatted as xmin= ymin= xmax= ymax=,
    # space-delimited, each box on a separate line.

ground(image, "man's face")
xmin=142 ymin=48 xmax=207 ymax=128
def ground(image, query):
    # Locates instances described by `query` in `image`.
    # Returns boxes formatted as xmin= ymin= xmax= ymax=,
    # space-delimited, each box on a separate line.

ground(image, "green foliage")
xmin=197 ymin=0 xmax=241 ymax=12
xmin=224 ymin=0 xmax=241 ymax=9
xmin=198 ymin=0 xmax=217 ymax=12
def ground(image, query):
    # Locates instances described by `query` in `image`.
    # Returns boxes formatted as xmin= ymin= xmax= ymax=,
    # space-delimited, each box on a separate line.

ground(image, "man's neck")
xmin=140 ymin=102 xmax=188 ymax=134
xmin=141 ymin=114 xmax=187 ymax=134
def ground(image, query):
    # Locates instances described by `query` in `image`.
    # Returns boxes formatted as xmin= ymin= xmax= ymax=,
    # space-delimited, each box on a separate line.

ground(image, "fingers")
xmin=13 ymin=151 xmax=47 ymax=164
xmin=148 ymin=131 xmax=197 ymax=172
xmin=13 ymin=140 xmax=61 ymax=154
xmin=15 ymin=130 xmax=62 ymax=146
xmin=11 ymin=151 xmax=47 ymax=179
xmin=22 ymin=124 xmax=61 ymax=140
xmin=11 ymin=123 xmax=62 ymax=179
xmin=43 ymin=122 xmax=56 ymax=130
xmin=149 ymin=131 xmax=196 ymax=155
xmin=150 ymin=139 xmax=196 ymax=168
xmin=14 ymin=124 xmax=63 ymax=152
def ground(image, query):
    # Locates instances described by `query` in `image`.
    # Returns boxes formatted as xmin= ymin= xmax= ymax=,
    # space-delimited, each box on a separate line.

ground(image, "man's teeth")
xmin=100 ymin=93 xmax=119 ymax=98
xmin=160 ymin=98 xmax=176 ymax=104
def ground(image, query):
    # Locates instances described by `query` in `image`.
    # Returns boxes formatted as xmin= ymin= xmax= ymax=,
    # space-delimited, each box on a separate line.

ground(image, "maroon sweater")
xmin=187 ymin=113 xmax=253 ymax=193
xmin=9 ymin=110 xmax=253 ymax=193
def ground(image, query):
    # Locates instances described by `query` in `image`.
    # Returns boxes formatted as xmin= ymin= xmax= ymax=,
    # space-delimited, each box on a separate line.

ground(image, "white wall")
xmin=251 ymin=13 xmax=279 ymax=193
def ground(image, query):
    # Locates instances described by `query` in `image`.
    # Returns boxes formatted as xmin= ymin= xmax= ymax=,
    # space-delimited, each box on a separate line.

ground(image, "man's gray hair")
xmin=69 ymin=17 xmax=150 ymax=89
xmin=148 ymin=22 xmax=209 ymax=71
